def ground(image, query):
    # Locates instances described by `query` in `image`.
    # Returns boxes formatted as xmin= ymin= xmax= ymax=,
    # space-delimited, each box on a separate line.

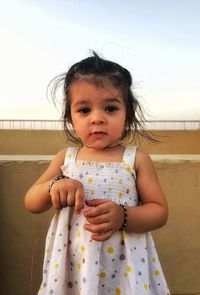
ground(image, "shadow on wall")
xmin=0 ymin=156 xmax=200 ymax=295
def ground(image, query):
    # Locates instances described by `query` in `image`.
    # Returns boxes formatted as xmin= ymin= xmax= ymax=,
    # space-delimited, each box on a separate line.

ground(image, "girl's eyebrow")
xmin=103 ymin=97 xmax=122 ymax=103
xmin=73 ymin=97 xmax=122 ymax=107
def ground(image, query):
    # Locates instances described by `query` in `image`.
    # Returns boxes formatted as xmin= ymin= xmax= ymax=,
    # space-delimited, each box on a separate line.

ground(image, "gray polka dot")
xmin=112 ymin=274 xmax=115 ymax=279
xmin=49 ymin=290 xmax=54 ymax=294
xmin=43 ymin=283 xmax=47 ymax=287
xmin=141 ymin=258 xmax=145 ymax=263
xmin=83 ymin=277 xmax=86 ymax=283
xmin=138 ymin=271 xmax=142 ymax=276
xmin=44 ymin=269 xmax=48 ymax=274
xmin=119 ymin=254 xmax=125 ymax=260
xmin=68 ymin=281 xmax=73 ymax=288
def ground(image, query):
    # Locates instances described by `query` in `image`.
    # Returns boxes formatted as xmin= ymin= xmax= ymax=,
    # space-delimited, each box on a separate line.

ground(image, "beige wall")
xmin=1 ymin=129 xmax=200 ymax=154
xmin=0 ymin=155 xmax=200 ymax=295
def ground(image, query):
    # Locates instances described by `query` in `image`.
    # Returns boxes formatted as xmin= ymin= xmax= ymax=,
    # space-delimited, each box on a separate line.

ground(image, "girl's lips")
xmin=91 ymin=131 xmax=107 ymax=135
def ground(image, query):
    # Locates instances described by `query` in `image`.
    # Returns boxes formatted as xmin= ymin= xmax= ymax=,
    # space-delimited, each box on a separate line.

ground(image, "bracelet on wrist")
xmin=48 ymin=174 xmax=69 ymax=193
xmin=119 ymin=204 xmax=128 ymax=231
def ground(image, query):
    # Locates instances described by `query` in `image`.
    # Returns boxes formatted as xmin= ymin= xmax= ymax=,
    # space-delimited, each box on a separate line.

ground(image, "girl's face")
xmin=70 ymin=80 xmax=126 ymax=149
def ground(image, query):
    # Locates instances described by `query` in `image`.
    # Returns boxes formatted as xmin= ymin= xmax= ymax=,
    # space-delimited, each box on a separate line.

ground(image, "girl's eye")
xmin=105 ymin=106 xmax=118 ymax=112
xmin=78 ymin=107 xmax=90 ymax=114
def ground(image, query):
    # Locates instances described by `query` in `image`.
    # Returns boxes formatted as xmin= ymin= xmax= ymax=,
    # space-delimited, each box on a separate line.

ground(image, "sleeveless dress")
xmin=38 ymin=146 xmax=170 ymax=295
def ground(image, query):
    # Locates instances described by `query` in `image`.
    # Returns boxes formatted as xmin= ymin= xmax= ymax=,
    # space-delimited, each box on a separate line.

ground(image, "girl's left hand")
xmin=83 ymin=199 xmax=124 ymax=241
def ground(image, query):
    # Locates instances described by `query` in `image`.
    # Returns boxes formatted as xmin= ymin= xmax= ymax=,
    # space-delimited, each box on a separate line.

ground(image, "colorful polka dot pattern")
xmin=38 ymin=146 xmax=170 ymax=295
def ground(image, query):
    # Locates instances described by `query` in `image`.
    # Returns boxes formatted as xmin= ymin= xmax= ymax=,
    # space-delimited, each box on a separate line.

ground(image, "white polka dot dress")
xmin=38 ymin=146 xmax=170 ymax=295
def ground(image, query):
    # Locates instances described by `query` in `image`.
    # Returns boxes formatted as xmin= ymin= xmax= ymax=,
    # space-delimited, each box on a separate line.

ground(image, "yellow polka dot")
xmin=46 ymin=248 xmax=50 ymax=253
xmin=118 ymin=179 xmax=122 ymax=184
xmin=81 ymin=246 xmax=85 ymax=252
xmin=122 ymin=159 xmax=126 ymax=164
xmin=77 ymin=231 xmax=81 ymax=237
xmin=122 ymin=231 xmax=127 ymax=240
xmin=108 ymin=187 xmax=112 ymax=192
xmin=99 ymin=272 xmax=106 ymax=278
xmin=136 ymin=234 xmax=141 ymax=239
xmin=66 ymin=223 xmax=69 ymax=229
xmin=127 ymin=265 xmax=132 ymax=272
xmin=116 ymin=288 xmax=121 ymax=295
xmin=124 ymin=272 xmax=127 ymax=277
xmin=152 ymin=257 xmax=156 ymax=262
xmin=107 ymin=247 xmax=114 ymax=254
xmin=87 ymin=177 xmax=93 ymax=184
xmin=54 ymin=263 xmax=59 ymax=268
xmin=144 ymin=284 xmax=148 ymax=290
xmin=118 ymin=192 xmax=122 ymax=199
xmin=91 ymin=190 xmax=95 ymax=195
xmin=126 ymin=165 xmax=131 ymax=172
xmin=67 ymin=154 xmax=71 ymax=159
xmin=77 ymin=263 xmax=81 ymax=270
xmin=154 ymin=270 xmax=160 ymax=276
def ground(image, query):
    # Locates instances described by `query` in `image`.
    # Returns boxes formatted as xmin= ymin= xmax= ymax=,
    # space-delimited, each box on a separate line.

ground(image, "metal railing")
xmin=0 ymin=119 xmax=200 ymax=130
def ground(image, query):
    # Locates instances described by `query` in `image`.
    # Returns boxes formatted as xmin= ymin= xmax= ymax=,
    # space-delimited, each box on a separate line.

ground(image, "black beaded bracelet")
xmin=48 ymin=174 xmax=69 ymax=193
xmin=119 ymin=204 xmax=128 ymax=231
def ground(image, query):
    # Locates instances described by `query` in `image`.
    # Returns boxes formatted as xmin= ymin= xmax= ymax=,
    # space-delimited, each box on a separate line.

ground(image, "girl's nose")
xmin=90 ymin=110 xmax=105 ymax=124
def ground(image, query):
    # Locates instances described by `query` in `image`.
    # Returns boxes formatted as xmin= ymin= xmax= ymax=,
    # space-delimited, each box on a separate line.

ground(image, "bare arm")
xmin=24 ymin=149 xmax=84 ymax=214
xmin=125 ymin=148 xmax=168 ymax=233
xmin=24 ymin=150 xmax=66 ymax=213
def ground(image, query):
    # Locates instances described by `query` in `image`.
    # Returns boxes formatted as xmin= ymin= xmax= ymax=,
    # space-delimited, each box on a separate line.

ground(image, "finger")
xmin=85 ymin=213 xmax=109 ymax=225
xmin=75 ymin=188 xmax=85 ymax=214
xmin=86 ymin=199 xmax=110 ymax=207
xmin=84 ymin=202 xmax=109 ymax=218
xmin=59 ymin=191 xmax=68 ymax=208
xmin=84 ymin=222 xmax=110 ymax=234
xmin=66 ymin=189 xmax=76 ymax=207
xmin=91 ymin=231 xmax=113 ymax=241
xmin=51 ymin=191 xmax=62 ymax=210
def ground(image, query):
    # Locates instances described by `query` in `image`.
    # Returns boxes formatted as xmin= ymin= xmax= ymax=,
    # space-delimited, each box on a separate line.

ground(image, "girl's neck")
xmin=77 ymin=144 xmax=125 ymax=163
xmin=84 ymin=143 xmax=121 ymax=150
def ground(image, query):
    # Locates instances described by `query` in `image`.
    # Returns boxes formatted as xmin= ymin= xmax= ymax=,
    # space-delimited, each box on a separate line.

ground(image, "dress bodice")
xmin=61 ymin=146 xmax=139 ymax=206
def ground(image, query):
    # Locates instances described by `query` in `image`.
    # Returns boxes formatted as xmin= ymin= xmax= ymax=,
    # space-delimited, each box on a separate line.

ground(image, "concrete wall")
xmin=0 ymin=155 xmax=200 ymax=295
xmin=1 ymin=129 xmax=200 ymax=154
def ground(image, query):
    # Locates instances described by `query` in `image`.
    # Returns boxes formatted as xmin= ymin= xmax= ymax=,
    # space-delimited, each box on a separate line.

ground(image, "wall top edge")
xmin=0 ymin=155 xmax=200 ymax=162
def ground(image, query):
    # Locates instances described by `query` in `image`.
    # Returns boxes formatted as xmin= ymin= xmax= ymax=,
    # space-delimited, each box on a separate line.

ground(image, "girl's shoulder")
xmin=50 ymin=149 xmax=67 ymax=167
xmin=134 ymin=147 xmax=153 ymax=172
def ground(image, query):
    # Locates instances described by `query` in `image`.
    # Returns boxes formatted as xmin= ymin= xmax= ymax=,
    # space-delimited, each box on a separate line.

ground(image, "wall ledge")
xmin=0 ymin=154 xmax=200 ymax=163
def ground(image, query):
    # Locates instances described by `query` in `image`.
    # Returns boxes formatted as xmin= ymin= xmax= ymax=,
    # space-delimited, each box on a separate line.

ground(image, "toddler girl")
xmin=25 ymin=51 xmax=170 ymax=294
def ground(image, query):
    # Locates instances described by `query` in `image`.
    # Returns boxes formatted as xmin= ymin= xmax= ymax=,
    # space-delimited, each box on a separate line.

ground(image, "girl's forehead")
xmin=69 ymin=79 xmax=123 ymax=99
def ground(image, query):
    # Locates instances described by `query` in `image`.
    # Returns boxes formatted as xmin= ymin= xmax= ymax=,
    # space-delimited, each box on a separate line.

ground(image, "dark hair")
xmin=48 ymin=51 xmax=156 ymax=144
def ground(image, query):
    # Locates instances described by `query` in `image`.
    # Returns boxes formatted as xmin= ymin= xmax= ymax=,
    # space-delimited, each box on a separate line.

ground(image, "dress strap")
xmin=122 ymin=145 xmax=137 ymax=167
xmin=63 ymin=147 xmax=79 ymax=165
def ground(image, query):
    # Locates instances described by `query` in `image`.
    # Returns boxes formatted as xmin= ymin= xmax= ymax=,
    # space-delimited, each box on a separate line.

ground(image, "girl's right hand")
xmin=25 ymin=150 xmax=85 ymax=214
xmin=50 ymin=177 xmax=85 ymax=214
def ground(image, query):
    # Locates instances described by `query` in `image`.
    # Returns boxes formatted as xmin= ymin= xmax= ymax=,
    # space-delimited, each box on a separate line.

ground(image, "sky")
xmin=0 ymin=0 xmax=200 ymax=121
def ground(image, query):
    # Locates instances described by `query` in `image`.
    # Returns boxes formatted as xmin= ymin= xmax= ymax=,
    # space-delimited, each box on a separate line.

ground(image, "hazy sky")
xmin=0 ymin=0 xmax=200 ymax=120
